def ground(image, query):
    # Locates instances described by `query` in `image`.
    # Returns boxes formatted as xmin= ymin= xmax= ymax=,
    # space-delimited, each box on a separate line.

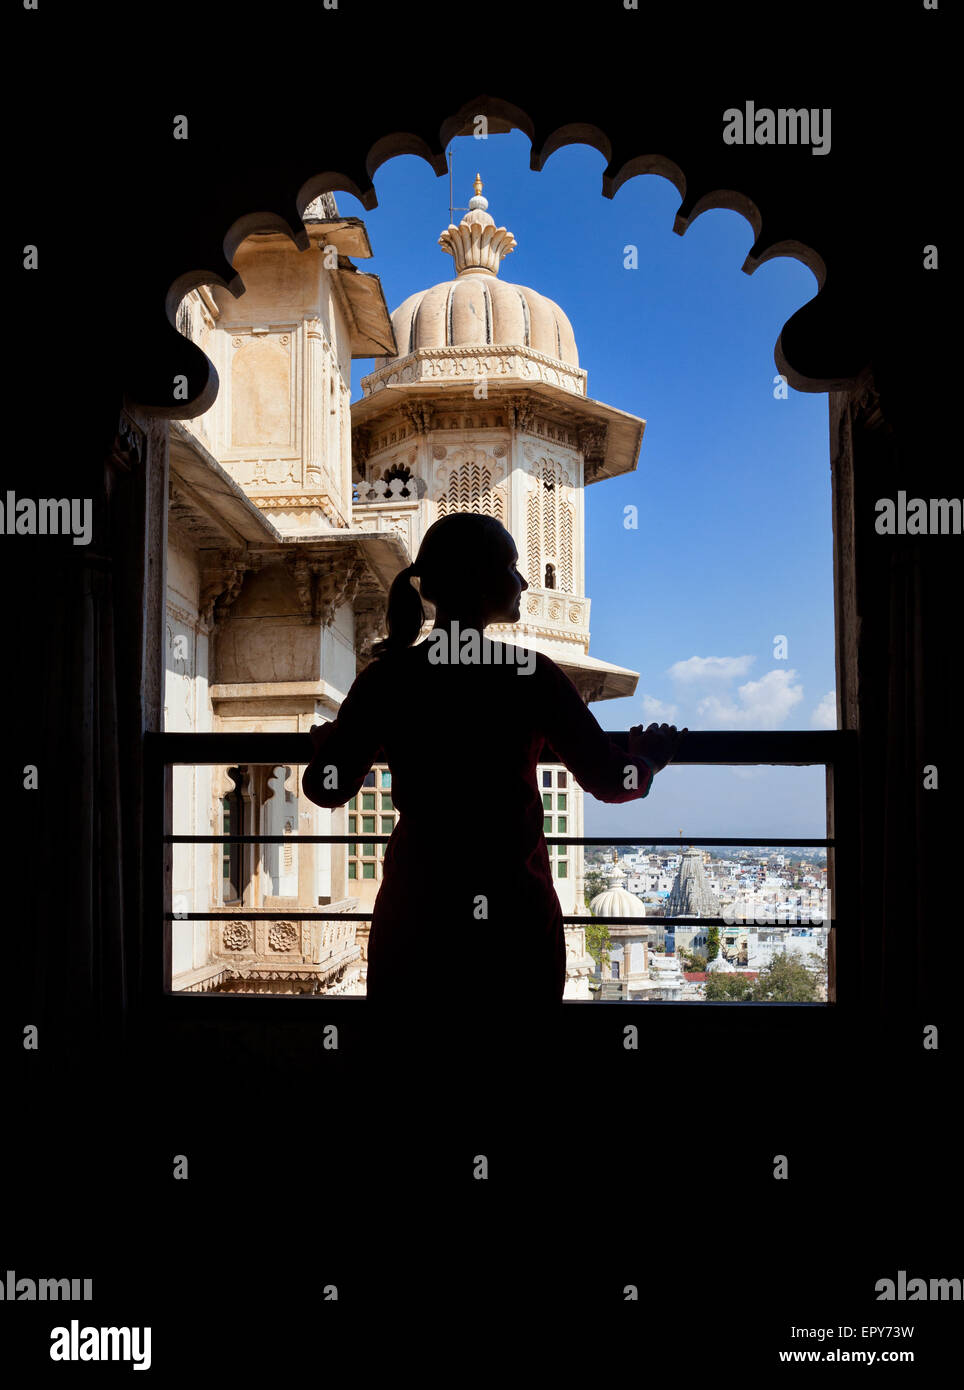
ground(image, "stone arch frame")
xmin=89 ymin=75 xmax=947 ymax=1030
xmin=134 ymin=96 xmax=863 ymax=1004
xmin=136 ymin=91 xmax=868 ymax=426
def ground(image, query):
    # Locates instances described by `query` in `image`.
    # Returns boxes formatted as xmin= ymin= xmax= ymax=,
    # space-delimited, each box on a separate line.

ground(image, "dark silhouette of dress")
xmin=302 ymin=641 xmax=656 ymax=1027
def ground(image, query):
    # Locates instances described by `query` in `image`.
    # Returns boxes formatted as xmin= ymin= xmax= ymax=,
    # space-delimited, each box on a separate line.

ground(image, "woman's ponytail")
xmin=369 ymin=564 xmax=424 ymax=659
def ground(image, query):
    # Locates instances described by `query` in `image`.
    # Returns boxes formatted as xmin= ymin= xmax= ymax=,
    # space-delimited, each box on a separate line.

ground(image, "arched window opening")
xmin=221 ymin=769 xmax=244 ymax=904
xmin=383 ymin=462 xmax=415 ymax=497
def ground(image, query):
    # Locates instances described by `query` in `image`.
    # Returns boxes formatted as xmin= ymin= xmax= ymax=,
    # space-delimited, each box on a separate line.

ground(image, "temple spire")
xmin=666 ymin=845 xmax=720 ymax=918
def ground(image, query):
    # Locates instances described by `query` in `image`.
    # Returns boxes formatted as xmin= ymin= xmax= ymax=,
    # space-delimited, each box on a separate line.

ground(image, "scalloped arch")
xmin=534 ymin=122 xmax=613 ymax=169
xmin=154 ymin=92 xmax=858 ymax=417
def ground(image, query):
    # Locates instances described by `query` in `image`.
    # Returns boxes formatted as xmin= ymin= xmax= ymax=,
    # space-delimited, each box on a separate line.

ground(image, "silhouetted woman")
xmin=301 ymin=512 xmax=682 ymax=1039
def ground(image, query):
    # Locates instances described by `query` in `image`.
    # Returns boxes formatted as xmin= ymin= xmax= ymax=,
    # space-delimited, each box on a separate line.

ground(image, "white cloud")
xmin=810 ymin=690 xmax=837 ymax=729
xmin=639 ymin=693 xmax=680 ymax=722
xmin=696 ymin=669 xmax=804 ymax=728
xmin=668 ymin=655 xmax=756 ymax=683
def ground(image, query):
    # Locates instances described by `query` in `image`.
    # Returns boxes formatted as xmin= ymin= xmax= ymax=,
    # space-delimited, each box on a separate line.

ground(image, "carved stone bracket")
xmin=105 ymin=410 xmax=147 ymax=511
xmin=401 ymin=401 xmax=436 ymax=435
xmin=284 ymin=551 xmax=365 ymax=626
xmin=199 ymin=550 xmax=263 ymax=627
xmin=212 ymin=764 xmax=244 ymax=802
xmin=320 ymin=554 xmax=364 ymax=625
xmin=508 ymin=394 xmax=536 ymax=433
xmin=353 ymin=603 xmax=387 ymax=661
xmin=578 ymin=424 xmax=608 ymax=475
xmin=111 ymin=411 xmax=146 ymax=471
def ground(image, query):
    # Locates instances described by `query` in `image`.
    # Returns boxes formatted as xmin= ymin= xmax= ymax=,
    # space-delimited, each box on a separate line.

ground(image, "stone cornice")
xmin=248 ymin=493 xmax=347 ymax=528
xmin=361 ymin=344 xmax=587 ymax=398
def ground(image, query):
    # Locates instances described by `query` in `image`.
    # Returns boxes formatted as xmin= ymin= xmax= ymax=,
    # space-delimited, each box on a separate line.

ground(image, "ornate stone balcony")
xmin=352 ymin=476 xmax=423 ymax=504
xmin=198 ymin=909 xmax=363 ymax=995
xmin=503 ymin=586 xmax=591 ymax=642
xmin=352 ymin=475 xmax=422 ymax=553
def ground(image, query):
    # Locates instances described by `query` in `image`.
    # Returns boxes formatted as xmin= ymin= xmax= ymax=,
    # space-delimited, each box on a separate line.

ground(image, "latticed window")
xmin=527 ymin=457 xmax=574 ymax=591
xmin=347 ymin=765 xmax=396 ymax=880
xmin=437 ymin=459 xmax=505 ymax=521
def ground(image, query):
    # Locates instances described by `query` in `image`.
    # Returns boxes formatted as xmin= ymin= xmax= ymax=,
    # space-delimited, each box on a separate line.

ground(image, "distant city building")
xmin=662 ymin=844 xmax=719 ymax=955
xmin=665 ymin=845 xmax=721 ymax=917
xmin=589 ymin=885 xmax=652 ymax=996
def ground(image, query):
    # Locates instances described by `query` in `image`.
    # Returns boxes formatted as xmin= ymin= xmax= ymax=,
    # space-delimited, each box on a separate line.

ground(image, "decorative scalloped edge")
xmin=156 ymin=92 xmax=864 ymax=420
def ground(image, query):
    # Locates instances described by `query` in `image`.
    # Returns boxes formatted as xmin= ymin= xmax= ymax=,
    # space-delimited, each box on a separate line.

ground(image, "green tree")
xmin=706 ymin=926 xmax=721 ymax=963
xmin=750 ymin=952 xmax=820 ymax=1002
xmin=804 ymin=949 xmax=828 ymax=1001
xmin=704 ymin=972 xmax=755 ymax=1001
xmin=680 ymin=950 xmax=707 ymax=972
xmin=584 ymin=916 xmax=612 ymax=974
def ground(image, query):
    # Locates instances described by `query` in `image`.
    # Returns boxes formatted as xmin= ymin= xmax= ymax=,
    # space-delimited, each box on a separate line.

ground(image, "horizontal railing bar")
xmin=168 ymin=912 xmax=834 ymax=926
xmin=550 ymin=837 xmax=831 ymax=847
xmin=581 ymin=917 xmax=830 ymax=927
xmin=170 ymin=911 xmax=375 ymax=920
xmin=146 ymin=728 xmax=852 ymax=767
xmin=166 ymin=834 xmax=832 ymax=847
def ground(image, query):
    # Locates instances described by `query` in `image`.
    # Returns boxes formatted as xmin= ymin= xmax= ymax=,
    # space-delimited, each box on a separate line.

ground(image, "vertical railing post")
xmin=140 ymin=733 xmax=173 ymax=1031
xmin=162 ymin=761 xmax=174 ymax=998
xmin=827 ymin=730 xmax=858 ymax=1007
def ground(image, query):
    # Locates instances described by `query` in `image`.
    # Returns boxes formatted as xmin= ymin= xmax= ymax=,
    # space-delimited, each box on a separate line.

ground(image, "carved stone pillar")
xmin=304 ymin=318 xmax=325 ymax=499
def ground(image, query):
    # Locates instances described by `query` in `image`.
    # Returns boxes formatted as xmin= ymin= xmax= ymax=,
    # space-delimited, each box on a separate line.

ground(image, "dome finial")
xmin=439 ymin=176 xmax=516 ymax=277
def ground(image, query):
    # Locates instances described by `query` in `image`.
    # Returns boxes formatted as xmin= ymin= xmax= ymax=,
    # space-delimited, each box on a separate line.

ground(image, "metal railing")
xmin=144 ymin=728 xmax=858 ymax=1009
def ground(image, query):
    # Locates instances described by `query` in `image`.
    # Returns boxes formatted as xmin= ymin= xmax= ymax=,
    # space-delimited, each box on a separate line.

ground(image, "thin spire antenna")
xmin=447 ymin=147 xmax=472 ymax=226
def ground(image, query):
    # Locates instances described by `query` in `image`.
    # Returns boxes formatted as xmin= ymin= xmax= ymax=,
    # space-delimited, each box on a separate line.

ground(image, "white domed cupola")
xmin=352 ymin=171 xmax=648 ymax=704
xmin=375 ymin=175 xmax=580 ymax=371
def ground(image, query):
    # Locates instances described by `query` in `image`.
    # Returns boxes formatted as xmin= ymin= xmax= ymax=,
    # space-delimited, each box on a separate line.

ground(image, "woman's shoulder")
xmin=358 ymin=642 xmax=427 ymax=680
xmin=347 ymin=652 xmax=397 ymax=692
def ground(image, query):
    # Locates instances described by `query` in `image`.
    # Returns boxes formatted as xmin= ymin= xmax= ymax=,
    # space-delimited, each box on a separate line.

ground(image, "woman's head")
xmin=369 ymin=512 xmax=529 ymax=658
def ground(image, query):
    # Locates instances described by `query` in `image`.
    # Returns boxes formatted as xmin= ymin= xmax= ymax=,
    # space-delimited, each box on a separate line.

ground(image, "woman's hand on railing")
xmin=628 ymin=722 xmax=687 ymax=772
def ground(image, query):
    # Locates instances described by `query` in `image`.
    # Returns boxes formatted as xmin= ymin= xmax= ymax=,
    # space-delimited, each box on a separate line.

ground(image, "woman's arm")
xmin=301 ymin=662 xmax=384 ymax=808
xmin=535 ymin=651 xmax=663 ymax=804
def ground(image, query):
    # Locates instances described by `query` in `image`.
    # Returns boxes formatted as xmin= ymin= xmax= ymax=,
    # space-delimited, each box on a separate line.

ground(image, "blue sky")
xmin=339 ymin=130 xmax=834 ymax=839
